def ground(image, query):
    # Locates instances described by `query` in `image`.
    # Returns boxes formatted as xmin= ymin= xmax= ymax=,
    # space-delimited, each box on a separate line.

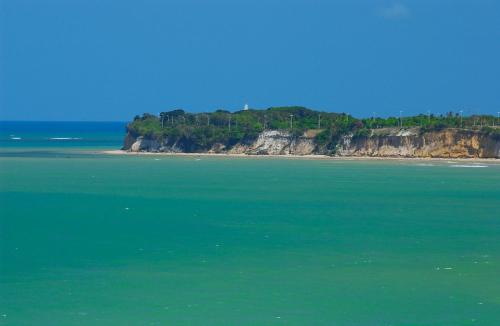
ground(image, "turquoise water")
xmin=1 ymin=123 xmax=500 ymax=325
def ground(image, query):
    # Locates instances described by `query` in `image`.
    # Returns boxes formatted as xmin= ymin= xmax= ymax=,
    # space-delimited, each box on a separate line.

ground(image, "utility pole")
xmin=459 ymin=110 xmax=463 ymax=128
xmin=159 ymin=113 xmax=165 ymax=128
xmin=228 ymin=115 xmax=231 ymax=131
xmin=318 ymin=114 xmax=321 ymax=129
xmin=427 ymin=110 xmax=431 ymax=123
xmin=289 ymin=114 xmax=294 ymax=129
xmin=207 ymin=114 xmax=210 ymax=126
xmin=399 ymin=110 xmax=403 ymax=128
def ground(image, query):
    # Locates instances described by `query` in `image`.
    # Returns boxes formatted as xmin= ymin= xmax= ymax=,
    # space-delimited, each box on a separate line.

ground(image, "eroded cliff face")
xmin=229 ymin=131 xmax=315 ymax=155
xmin=123 ymin=130 xmax=317 ymax=155
xmin=123 ymin=128 xmax=499 ymax=158
xmin=337 ymin=128 xmax=499 ymax=158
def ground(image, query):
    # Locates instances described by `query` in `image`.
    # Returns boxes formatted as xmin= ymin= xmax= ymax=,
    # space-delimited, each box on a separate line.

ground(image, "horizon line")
xmin=0 ymin=120 xmax=129 ymax=123
xmin=1 ymin=110 xmax=499 ymax=123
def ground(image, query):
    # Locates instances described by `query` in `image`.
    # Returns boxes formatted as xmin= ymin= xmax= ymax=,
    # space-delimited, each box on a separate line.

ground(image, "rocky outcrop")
xmin=123 ymin=132 xmax=138 ymax=150
xmin=123 ymin=128 xmax=499 ymax=158
xmin=128 ymin=136 xmax=161 ymax=152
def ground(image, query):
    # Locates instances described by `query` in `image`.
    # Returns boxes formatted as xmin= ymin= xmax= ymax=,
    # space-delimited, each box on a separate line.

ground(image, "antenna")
xmin=427 ymin=110 xmax=431 ymax=123
xmin=207 ymin=114 xmax=210 ymax=126
xmin=318 ymin=114 xmax=321 ymax=129
xmin=228 ymin=114 xmax=231 ymax=131
xmin=459 ymin=110 xmax=463 ymax=128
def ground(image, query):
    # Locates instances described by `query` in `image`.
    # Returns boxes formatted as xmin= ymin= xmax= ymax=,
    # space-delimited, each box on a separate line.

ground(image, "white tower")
xmin=244 ymin=104 xmax=249 ymax=111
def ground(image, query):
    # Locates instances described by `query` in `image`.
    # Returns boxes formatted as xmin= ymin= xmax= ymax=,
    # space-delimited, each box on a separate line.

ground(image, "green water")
xmin=1 ymin=153 xmax=500 ymax=325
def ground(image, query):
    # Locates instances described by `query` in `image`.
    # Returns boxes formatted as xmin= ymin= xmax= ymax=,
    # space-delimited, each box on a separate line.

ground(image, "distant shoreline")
xmin=99 ymin=150 xmax=500 ymax=163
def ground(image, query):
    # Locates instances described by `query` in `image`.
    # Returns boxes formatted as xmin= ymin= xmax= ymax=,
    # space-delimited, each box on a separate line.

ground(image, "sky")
xmin=1 ymin=0 xmax=499 ymax=121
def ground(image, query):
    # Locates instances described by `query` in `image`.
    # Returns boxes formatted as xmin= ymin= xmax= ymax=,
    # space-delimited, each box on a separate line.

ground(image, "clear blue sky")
xmin=1 ymin=0 xmax=499 ymax=121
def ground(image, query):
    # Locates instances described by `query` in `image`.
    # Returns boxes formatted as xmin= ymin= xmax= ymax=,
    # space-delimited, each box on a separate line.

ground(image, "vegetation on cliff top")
xmin=127 ymin=106 xmax=500 ymax=151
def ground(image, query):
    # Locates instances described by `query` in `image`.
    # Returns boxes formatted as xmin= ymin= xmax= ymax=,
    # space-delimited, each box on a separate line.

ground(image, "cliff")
xmin=122 ymin=128 xmax=499 ymax=158
xmin=337 ymin=128 xmax=499 ymax=158
xmin=123 ymin=130 xmax=317 ymax=155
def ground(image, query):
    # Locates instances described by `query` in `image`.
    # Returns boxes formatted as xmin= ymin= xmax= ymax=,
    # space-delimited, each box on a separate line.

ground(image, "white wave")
xmin=435 ymin=266 xmax=454 ymax=270
xmin=450 ymin=165 xmax=488 ymax=168
xmin=416 ymin=163 xmax=434 ymax=166
xmin=49 ymin=137 xmax=82 ymax=140
xmin=10 ymin=137 xmax=22 ymax=140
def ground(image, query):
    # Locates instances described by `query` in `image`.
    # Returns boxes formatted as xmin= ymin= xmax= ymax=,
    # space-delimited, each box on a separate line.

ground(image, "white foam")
xmin=49 ymin=137 xmax=82 ymax=140
xmin=450 ymin=165 xmax=488 ymax=168
xmin=10 ymin=137 xmax=21 ymax=140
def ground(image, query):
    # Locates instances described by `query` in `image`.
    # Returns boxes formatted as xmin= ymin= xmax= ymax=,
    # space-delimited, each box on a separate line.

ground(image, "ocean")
xmin=0 ymin=122 xmax=499 ymax=325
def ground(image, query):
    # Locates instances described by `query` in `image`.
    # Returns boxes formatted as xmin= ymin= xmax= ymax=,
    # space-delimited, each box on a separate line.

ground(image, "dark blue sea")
xmin=0 ymin=121 xmax=126 ymax=154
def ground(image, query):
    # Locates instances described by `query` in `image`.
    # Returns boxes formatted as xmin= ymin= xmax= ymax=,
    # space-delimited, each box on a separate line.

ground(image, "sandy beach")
xmin=99 ymin=150 xmax=500 ymax=163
